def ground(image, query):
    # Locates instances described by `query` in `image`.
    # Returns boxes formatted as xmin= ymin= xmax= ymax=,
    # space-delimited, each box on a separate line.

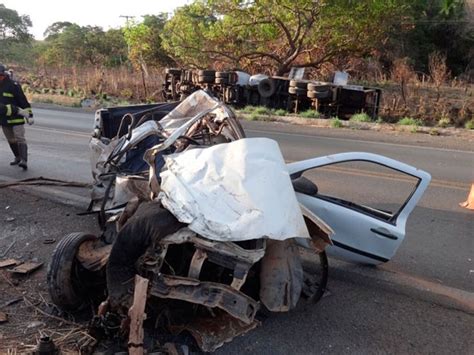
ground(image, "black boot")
xmin=18 ymin=143 xmax=28 ymax=170
xmin=8 ymin=143 xmax=20 ymax=165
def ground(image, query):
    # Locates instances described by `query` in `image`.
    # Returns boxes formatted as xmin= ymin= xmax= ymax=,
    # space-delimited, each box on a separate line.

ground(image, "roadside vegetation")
xmin=0 ymin=1 xmax=472 ymax=128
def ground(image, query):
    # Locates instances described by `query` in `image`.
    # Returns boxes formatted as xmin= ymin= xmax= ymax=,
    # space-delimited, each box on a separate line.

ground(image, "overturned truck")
xmin=163 ymin=68 xmax=382 ymax=119
xmin=46 ymin=91 xmax=430 ymax=353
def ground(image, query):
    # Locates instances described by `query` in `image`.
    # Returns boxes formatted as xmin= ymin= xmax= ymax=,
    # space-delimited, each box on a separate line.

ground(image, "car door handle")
xmin=370 ymin=227 xmax=398 ymax=240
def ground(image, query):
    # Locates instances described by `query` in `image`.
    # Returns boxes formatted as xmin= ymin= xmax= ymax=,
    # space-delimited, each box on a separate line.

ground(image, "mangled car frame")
xmin=46 ymin=90 xmax=431 ymax=353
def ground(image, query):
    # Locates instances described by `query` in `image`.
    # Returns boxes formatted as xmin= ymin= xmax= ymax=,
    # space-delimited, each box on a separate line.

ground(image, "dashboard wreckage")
xmin=46 ymin=91 xmax=431 ymax=353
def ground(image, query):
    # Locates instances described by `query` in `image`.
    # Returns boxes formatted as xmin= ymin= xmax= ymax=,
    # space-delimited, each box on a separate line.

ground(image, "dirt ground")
xmin=0 ymin=187 xmax=98 ymax=353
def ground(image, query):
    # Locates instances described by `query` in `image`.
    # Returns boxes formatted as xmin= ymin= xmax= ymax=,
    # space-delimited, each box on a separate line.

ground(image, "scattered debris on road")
xmin=8 ymin=261 xmax=43 ymax=275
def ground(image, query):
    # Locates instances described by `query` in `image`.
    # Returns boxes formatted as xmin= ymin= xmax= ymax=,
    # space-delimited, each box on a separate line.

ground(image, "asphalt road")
xmin=0 ymin=107 xmax=473 ymax=353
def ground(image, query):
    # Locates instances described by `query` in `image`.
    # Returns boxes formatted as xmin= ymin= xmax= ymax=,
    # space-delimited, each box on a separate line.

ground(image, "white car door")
xmin=288 ymin=152 xmax=431 ymax=265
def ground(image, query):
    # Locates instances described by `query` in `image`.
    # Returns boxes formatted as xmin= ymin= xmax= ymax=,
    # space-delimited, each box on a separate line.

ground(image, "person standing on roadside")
xmin=0 ymin=64 xmax=33 ymax=170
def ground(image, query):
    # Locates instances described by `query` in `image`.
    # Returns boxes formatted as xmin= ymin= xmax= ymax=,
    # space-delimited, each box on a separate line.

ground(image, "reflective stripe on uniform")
xmin=6 ymin=104 xmax=12 ymax=116
xmin=7 ymin=118 xmax=25 ymax=124
xmin=3 ymin=92 xmax=14 ymax=97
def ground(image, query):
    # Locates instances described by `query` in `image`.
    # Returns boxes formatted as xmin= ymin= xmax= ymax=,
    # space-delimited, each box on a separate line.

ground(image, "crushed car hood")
xmin=159 ymin=137 xmax=310 ymax=242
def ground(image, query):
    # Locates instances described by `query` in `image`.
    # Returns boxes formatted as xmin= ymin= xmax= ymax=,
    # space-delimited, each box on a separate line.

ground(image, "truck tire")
xmin=47 ymin=232 xmax=99 ymax=311
xmin=198 ymin=75 xmax=215 ymax=84
xmin=215 ymin=71 xmax=229 ymax=79
xmin=290 ymin=80 xmax=308 ymax=89
xmin=197 ymin=70 xmax=215 ymax=77
xmin=258 ymin=78 xmax=276 ymax=98
xmin=307 ymin=90 xmax=331 ymax=99
xmin=165 ymin=68 xmax=182 ymax=76
xmin=308 ymin=83 xmax=331 ymax=92
xmin=216 ymin=77 xmax=229 ymax=85
xmin=289 ymin=87 xmax=307 ymax=96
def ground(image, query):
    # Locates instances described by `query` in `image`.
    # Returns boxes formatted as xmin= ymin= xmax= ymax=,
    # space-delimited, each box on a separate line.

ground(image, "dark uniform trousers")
xmin=0 ymin=78 xmax=31 ymax=164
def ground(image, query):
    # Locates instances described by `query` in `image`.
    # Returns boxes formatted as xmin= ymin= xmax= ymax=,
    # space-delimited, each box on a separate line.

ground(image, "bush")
xmin=398 ymin=117 xmax=421 ymax=126
xmin=350 ymin=113 xmax=372 ymax=122
xmin=300 ymin=109 xmax=320 ymax=118
xmin=331 ymin=117 xmax=343 ymax=128
xmin=465 ymin=120 xmax=474 ymax=130
xmin=273 ymin=108 xmax=287 ymax=116
xmin=437 ymin=117 xmax=451 ymax=128
xmin=248 ymin=112 xmax=260 ymax=121
xmin=241 ymin=105 xmax=255 ymax=113
xmin=254 ymin=106 xmax=270 ymax=115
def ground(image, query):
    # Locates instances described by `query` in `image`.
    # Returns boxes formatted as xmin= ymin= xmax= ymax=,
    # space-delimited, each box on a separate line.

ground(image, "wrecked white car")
xmin=46 ymin=91 xmax=430 ymax=353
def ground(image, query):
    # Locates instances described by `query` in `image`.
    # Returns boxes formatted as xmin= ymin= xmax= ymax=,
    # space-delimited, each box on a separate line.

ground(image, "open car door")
xmin=288 ymin=152 xmax=431 ymax=265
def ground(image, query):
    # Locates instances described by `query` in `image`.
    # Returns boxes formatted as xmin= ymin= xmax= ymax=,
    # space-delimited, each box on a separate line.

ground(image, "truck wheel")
xmin=215 ymin=71 xmax=229 ymax=79
xmin=197 ymin=70 xmax=215 ymax=77
xmin=216 ymin=77 xmax=229 ymax=85
xmin=289 ymin=87 xmax=307 ymax=96
xmin=302 ymin=250 xmax=328 ymax=304
xmin=165 ymin=68 xmax=182 ymax=76
xmin=258 ymin=78 xmax=276 ymax=98
xmin=307 ymin=90 xmax=331 ymax=99
xmin=47 ymin=232 xmax=99 ymax=311
xmin=198 ymin=75 xmax=215 ymax=84
xmin=290 ymin=80 xmax=308 ymax=89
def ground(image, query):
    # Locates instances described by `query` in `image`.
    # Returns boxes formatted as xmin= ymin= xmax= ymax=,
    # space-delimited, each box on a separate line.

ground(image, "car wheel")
xmin=47 ymin=232 xmax=100 ymax=311
xmin=302 ymin=250 xmax=328 ymax=304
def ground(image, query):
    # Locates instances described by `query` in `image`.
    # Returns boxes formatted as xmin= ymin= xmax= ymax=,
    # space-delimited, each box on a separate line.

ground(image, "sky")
xmin=3 ymin=0 xmax=190 ymax=39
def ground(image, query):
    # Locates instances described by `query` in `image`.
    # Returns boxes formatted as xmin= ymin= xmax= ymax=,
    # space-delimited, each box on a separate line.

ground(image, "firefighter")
xmin=0 ymin=64 xmax=33 ymax=170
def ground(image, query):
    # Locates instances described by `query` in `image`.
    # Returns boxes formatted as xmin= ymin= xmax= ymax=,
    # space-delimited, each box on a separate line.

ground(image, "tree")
xmin=162 ymin=0 xmax=407 ymax=75
xmin=39 ymin=24 xmax=128 ymax=67
xmin=0 ymin=4 xmax=32 ymax=62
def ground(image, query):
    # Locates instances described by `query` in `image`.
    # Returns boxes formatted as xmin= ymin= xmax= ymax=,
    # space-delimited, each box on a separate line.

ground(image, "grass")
xmin=349 ymin=113 xmax=372 ymax=122
xmin=398 ymin=117 xmax=421 ymax=126
xmin=253 ymin=106 xmax=271 ymax=115
xmin=331 ymin=117 xmax=343 ymax=128
xmin=437 ymin=117 xmax=451 ymax=128
xmin=465 ymin=120 xmax=474 ymax=130
xmin=299 ymin=109 xmax=320 ymax=119
xmin=247 ymin=112 xmax=260 ymax=121
xmin=273 ymin=108 xmax=287 ymax=116
xmin=28 ymin=93 xmax=82 ymax=107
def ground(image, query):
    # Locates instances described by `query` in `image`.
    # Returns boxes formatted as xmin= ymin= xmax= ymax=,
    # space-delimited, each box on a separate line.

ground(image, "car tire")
xmin=258 ymin=78 xmax=276 ymax=98
xmin=47 ymin=232 xmax=99 ymax=311
xmin=302 ymin=250 xmax=328 ymax=304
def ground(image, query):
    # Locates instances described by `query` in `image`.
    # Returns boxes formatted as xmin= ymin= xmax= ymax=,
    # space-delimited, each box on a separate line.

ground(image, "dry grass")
xmin=18 ymin=66 xmax=166 ymax=103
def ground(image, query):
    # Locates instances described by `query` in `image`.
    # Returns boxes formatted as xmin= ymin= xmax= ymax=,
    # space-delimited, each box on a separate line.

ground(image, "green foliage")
xmin=350 ymin=113 xmax=372 ymax=122
xmin=241 ymin=106 xmax=255 ymax=113
xmin=331 ymin=117 xmax=343 ymax=128
xmin=398 ymin=117 xmax=421 ymax=126
xmin=437 ymin=117 xmax=451 ymax=128
xmin=253 ymin=106 xmax=270 ymax=115
xmin=162 ymin=0 xmax=405 ymax=74
xmin=0 ymin=4 xmax=32 ymax=61
xmin=465 ymin=120 xmax=474 ymax=130
xmin=248 ymin=112 xmax=260 ymax=121
xmin=300 ymin=109 xmax=320 ymax=119
xmin=273 ymin=109 xmax=287 ymax=116
xmin=388 ymin=0 xmax=473 ymax=76
xmin=38 ymin=24 xmax=127 ymax=67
